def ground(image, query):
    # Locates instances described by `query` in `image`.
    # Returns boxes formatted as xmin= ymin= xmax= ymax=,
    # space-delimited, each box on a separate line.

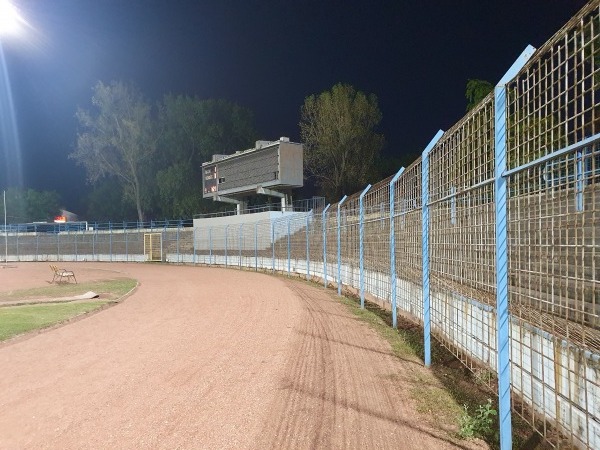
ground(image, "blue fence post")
xmin=287 ymin=217 xmax=291 ymax=275
xmin=254 ymin=222 xmax=258 ymax=271
xmin=239 ymin=223 xmax=243 ymax=269
xmin=271 ymin=220 xmax=275 ymax=272
xmin=176 ymin=225 xmax=180 ymax=263
xmin=225 ymin=225 xmax=228 ymax=267
xmin=576 ymin=148 xmax=584 ymax=211
xmin=193 ymin=227 xmax=196 ymax=265
xmin=494 ymin=44 xmax=535 ymax=450
xmin=359 ymin=185 xmax=371 ymax=308
xmin=337 ymin=195 xmax=348 ymax=296
xmin=389 ymin=167 xmax=405 ymax=328
xmin=422 ymin=130 xmax=445 ymax=366
xmin=209 ymin=227 xmax=213 ymax=265
xmin=109 ymin=221 xmax=113 ymax=262
xmin=322 ymin=204 xmax=331 ymax=288
xmin=125 ymin=226 xmax=128 ymax=261
xmin=306 ymin=213 xmax=310 ymax=280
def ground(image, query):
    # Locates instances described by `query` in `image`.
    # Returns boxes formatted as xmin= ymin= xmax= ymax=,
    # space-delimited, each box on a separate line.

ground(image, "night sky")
xmin=0 ymin=0 xmax=590 ymax=212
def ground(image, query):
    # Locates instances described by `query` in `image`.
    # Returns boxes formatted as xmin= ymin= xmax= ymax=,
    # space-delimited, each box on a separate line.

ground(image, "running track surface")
xmin=0 ymin=263 xmax=485 ymax=449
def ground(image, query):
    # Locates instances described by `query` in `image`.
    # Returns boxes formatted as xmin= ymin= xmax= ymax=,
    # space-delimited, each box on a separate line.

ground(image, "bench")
xmin=50 ymin=264 xmax=77 ymax=284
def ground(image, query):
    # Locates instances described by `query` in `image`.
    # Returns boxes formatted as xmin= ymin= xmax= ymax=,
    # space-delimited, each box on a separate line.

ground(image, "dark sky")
xmin=0 ymin=0 xmax=590 ymax=212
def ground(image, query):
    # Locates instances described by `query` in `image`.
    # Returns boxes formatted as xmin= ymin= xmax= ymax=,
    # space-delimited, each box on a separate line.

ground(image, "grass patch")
xmin=0 ymin=278 xmax=137 ymax=302
xmin=0 ymin=301 xmax=110 ymax=341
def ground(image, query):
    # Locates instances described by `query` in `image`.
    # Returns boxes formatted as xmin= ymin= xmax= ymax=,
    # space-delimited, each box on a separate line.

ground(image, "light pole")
xmin=3 ymin=190 xmax=7 ymax=266
xmin=1 ymin=0 xmax=26 ymax=267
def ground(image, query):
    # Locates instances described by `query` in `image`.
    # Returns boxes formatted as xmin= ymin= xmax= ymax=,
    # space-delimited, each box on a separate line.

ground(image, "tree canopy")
xmin=71 ymin=81 xmax=157 ymax=221
xmin=465 ymin=79 xmax=494 ymax=112
xmin=155 ymin=96 xmax=257 ymax=218
xmin=300 ymin=83 xmax=385 ymax=201
xmin=2 ymin=188 xmax=62 ymax=223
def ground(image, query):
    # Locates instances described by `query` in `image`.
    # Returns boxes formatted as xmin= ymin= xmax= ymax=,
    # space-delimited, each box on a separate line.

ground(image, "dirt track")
xmin=0 ymin=263 xmax=483 ymax=449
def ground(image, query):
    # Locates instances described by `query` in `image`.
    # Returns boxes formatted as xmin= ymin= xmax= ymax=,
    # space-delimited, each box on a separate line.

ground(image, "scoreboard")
xmin=202 ymin=139 xmax=303 ymax=199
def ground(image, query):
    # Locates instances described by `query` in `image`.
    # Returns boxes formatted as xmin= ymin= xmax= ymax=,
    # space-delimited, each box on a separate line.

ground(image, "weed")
xmin=458 ymin=398 xmax=498 ymax=442
xmin=473 ymin=367 xmax=496 ymax=386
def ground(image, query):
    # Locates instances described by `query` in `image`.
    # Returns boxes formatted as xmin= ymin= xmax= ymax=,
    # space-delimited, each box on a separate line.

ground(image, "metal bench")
xmin=50 ymin=264 xmax=77 ymax=284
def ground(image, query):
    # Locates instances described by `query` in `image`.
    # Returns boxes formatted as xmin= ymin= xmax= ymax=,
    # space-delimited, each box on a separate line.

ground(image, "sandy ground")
xmin=0 ymin=262 xmax=485 ymax=449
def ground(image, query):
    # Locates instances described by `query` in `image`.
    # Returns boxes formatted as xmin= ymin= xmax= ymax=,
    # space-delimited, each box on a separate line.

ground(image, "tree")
xmin=465 ymin=79 xmax=493 ymax=112
xmin=300 ymin=83 xmax=385 ymax=201
xmin=84 ymin=178 xmax=137 ymax=221
xmin=155 ymin=95 xmax=257 ymax=217
xmin=3 ymin=187 xmax=61 ymax=223
xmin=70 ymin=81 xmax=157 ymax=221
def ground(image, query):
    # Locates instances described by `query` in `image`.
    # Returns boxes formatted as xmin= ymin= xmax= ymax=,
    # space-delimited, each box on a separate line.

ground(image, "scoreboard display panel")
xmin=202 ymin=139 xmax=303 ymax=199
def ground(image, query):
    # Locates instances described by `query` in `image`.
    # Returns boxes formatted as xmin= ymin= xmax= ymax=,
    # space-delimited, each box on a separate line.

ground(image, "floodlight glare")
xmin=0 ymin=0 xmax=22 ymax=36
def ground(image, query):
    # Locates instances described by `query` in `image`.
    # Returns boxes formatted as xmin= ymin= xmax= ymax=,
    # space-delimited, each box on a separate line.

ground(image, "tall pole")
xmin=359 ymin=184 xmax=371 ymax=308
xmin=422 ymin=130 xmax=445 ymax=366
xmin=494 ymin=45 xmax=536 ymax=450
xmin=322 ymin=203 xmax=331 ymax=287
xmin=389 ymin=167 xmax=405 ymax=328
xmin=337 ymin=195 xmax=347 ymax=296
xmin=4 ymin=190 xmax=7 ymax=265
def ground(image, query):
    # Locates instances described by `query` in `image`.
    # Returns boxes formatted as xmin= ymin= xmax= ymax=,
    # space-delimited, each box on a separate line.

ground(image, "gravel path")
xmin=0 ymin=262 xmax=483 ymax=449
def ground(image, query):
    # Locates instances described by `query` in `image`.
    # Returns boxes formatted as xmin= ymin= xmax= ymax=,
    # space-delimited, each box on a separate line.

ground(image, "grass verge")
xmin=0 ymin=278 xmax=137 ymax=302
xmin=0 ymin=301 xmax=110 ymax=341
xmin=336 ymin=292 xmax=536 ymax=449
xmin=0 ymin=278 xmax=137 ymax=342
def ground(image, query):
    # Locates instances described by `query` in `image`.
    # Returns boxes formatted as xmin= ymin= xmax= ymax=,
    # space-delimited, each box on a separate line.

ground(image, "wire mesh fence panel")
xmin=55 ymin=232 xmax=79 ymax=262
xmin=212 ymin=226 xmax=228 ymax=266
xmin=289 ymin=214 xmax=309 ymax=276
xmin=307 ymin=211 xmax=325 ymax=281
xmin=323 ymin=207 xmax=337 ymax=287
xmin=273 ymin=217 xmax=288 ymax=273
xmin=256 ymin=219 xmax=273 ymax=271
xmin=236 ymin=223 xmax=251 ymax=269
xmin=394 ymin=159 xmax=424 ymax=320
xmin=193 ymin=227 xmax=210 ymax=265
xmin=505 ymin=3 xmax=600 ymax=447
xmin=30 ymin=233 xmax=59 ymax=261
xmin=125 ymin=232 xmax=145 ymax=261
xmin=363 ymin=178 xmax=392 ymax=303
xmin=225 ymin=225 xmax=239 ymax=268
xmin=428 ymin=94 xmax=498 ymax=375
xmin=340 ymin=198 xmax=360 ymax=294
xmin=73 ymin=232 xmax=93 ymax=260
xmin=177 ymin=229 xmax=194 ymax=263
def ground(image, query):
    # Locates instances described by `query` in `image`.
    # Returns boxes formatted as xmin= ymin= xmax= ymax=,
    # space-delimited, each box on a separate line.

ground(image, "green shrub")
xmin=458 ymin=398 xmax=498 ymax=441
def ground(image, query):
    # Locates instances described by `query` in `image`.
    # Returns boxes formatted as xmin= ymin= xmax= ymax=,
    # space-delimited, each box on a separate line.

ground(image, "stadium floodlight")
xmin=0 ymin=0 xmax=23 ymax=37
